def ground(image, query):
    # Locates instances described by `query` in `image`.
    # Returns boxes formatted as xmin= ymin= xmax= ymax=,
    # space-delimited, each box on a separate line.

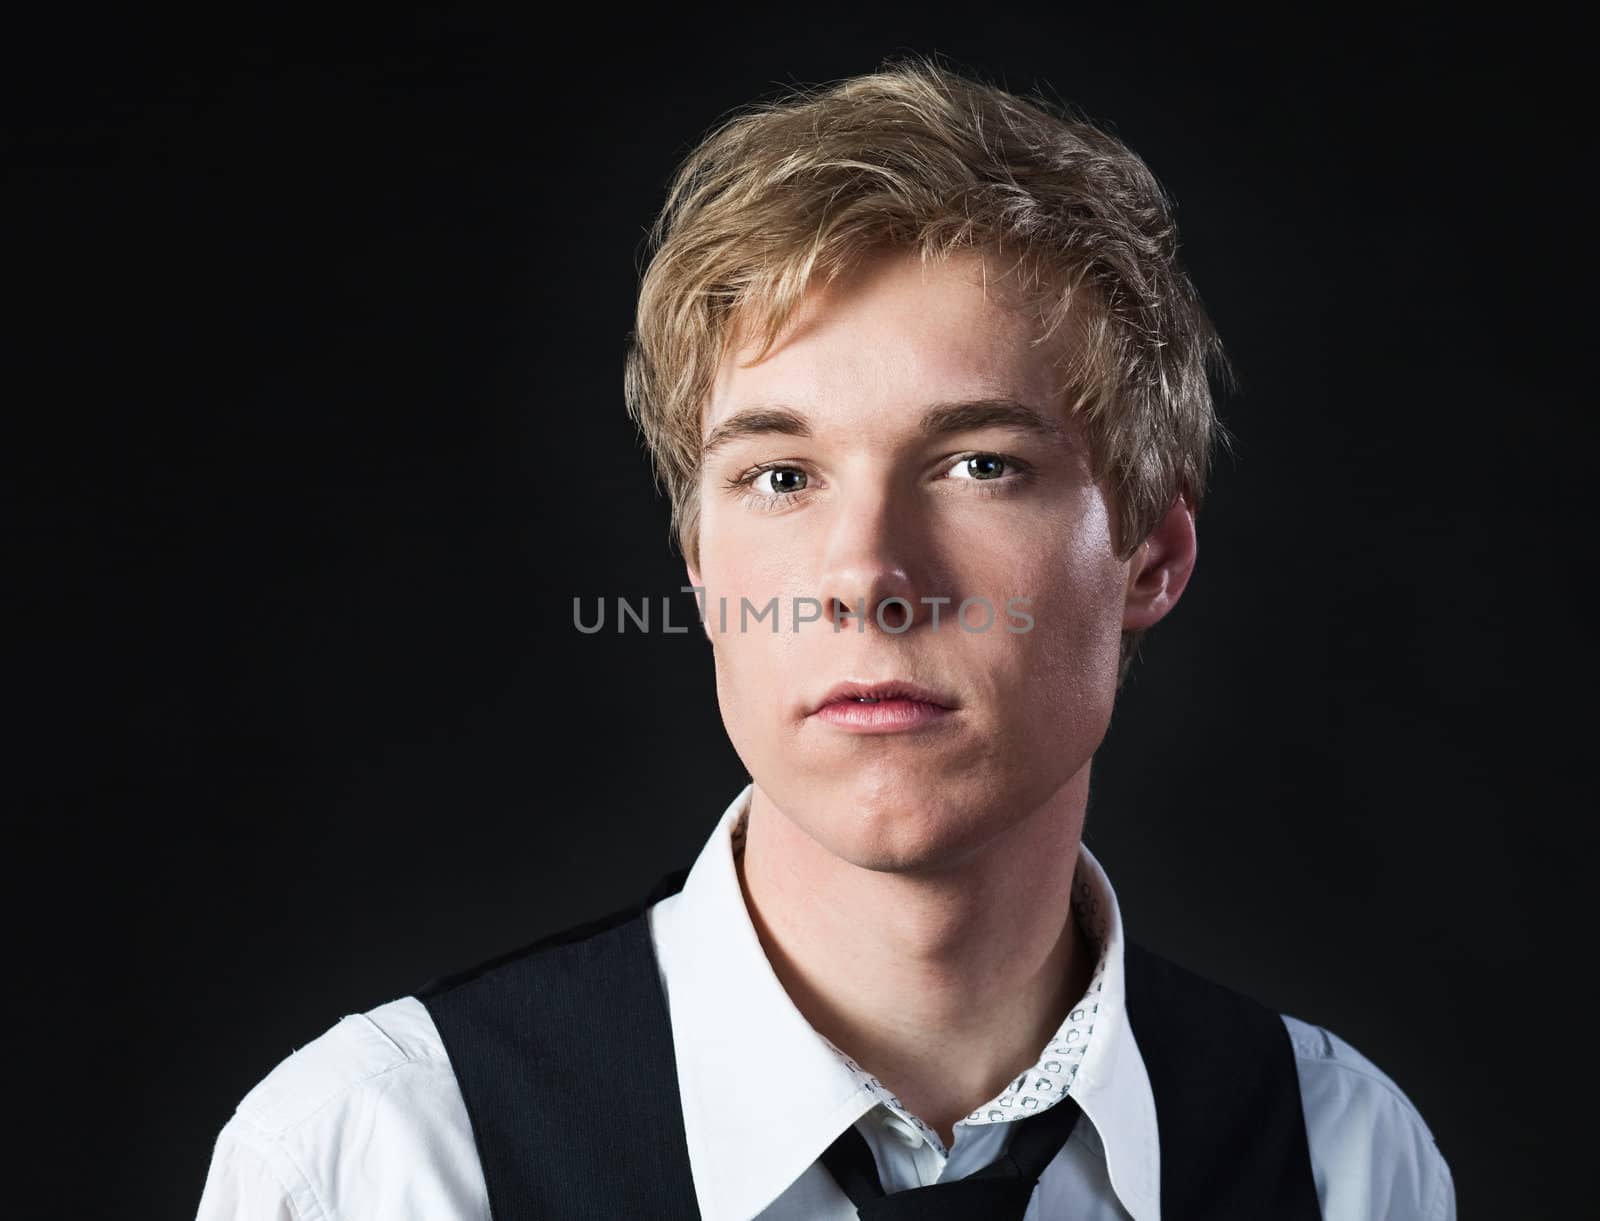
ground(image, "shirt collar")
xmin=647 ymin=783 xmax=1160 ymax=1221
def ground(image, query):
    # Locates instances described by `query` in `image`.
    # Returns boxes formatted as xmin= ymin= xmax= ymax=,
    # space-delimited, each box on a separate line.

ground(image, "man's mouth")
xmin=810 ymin=679 xmax=958 ymax=715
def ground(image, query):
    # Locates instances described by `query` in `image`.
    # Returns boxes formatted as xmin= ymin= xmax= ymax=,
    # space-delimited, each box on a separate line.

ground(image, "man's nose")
xmin=814 ymin=484 xmax=928 ymax=634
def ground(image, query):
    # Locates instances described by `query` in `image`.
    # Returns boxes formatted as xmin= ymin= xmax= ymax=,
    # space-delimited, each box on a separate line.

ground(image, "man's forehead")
xmin=702 ymin=249 xmax=1082 ymax=439
xmin=717 ymin=250 xmax=1031 ymax=360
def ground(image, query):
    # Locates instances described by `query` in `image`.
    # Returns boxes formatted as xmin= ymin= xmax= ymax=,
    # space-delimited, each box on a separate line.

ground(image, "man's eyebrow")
xmin=916 ymin=397 xmax=1067 ymax=442
xmin=700 ymin=396 xmax=1064 ymax=460
xmin=700 ymin=406 xmax=813 ymax=460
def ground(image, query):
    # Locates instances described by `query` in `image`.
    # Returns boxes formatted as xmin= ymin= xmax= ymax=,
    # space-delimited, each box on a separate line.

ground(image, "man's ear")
xmin=1123 ymin=495 xmax=1198 ymax=633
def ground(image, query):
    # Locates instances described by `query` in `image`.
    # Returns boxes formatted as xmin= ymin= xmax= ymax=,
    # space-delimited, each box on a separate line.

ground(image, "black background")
xmin=13 ymin=7 xmax=1586 ymax=1217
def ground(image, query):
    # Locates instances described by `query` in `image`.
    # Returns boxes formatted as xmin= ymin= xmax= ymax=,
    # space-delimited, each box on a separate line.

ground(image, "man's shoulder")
xmin=198 ymin=997 xmax=487 ymax=1220
xmin=1280 ymin=1011 xmax=1439 ymax=1140
xmin=230 ymin=997 xmax=452 ymax=1139
xmin=1280 ymin=1013 xmax=1456 ymax=1221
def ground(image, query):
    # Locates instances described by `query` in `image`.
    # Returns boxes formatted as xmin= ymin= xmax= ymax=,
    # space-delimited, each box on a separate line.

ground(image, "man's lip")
xmin=809 ymin=680 xmax=958 ymax=715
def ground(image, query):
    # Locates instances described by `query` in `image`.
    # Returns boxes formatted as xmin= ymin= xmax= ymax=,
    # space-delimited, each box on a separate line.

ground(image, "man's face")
xmin=688 ymin=246 xmax=1148 ymax=873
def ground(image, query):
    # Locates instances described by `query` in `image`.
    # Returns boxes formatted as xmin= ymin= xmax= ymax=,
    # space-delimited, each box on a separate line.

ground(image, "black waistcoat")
xmin=417 ymin=866 xmax=1320 ymax=1220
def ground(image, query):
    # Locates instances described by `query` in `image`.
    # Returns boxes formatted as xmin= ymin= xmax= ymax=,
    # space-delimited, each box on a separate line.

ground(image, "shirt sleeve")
xmin=1284 ymin=1014 xmax=1456 ymax=1221
xmin=194 ymin=1115 xmax=312 ymax=1221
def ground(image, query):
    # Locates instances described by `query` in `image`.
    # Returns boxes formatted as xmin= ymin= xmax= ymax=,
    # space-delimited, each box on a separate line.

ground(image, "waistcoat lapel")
xmin=418 ymin=866 xmax=698 ymax=1221
xmin=1122 ymin=940 xmax=1322 ymax=1218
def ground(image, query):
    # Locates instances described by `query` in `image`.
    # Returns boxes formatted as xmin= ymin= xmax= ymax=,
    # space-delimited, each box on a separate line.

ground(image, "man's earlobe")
xmin=1122 ymin=497 xmax=1198 ymax=633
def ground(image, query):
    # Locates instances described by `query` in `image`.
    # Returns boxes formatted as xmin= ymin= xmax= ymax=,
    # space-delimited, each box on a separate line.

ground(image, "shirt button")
xmin=881 ymin=1113 xmax=924 ymax=1147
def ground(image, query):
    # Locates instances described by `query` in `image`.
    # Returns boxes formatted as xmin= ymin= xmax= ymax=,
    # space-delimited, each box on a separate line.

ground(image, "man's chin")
xmin=780 ymin=782 xmax=1003 ymax=869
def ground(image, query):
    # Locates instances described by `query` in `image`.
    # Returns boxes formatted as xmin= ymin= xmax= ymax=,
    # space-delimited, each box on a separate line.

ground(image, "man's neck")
xmin=734 ymin=774 xmax=1095 ymax=1149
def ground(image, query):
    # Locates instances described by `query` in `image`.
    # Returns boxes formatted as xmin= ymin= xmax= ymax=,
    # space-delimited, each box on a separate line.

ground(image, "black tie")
xmin=818 ymin=1096 xmax=1083 ymax=1219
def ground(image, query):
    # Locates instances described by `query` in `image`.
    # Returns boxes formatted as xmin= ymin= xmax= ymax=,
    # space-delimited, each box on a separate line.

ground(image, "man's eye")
xmin=752 ymin=467 xmax=807 ymax=495
xmin=948 ymin=453 xmax=1011 ymax=480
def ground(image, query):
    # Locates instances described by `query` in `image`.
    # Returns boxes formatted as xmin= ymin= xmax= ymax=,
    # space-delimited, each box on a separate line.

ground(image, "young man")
xmin=198 ymin=56 xmax=1454 ymax=1220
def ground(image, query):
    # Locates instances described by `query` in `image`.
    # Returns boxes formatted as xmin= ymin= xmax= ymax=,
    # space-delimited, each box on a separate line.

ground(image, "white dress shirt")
xmin=197 ymin=784 xmax=1456 ymax=1220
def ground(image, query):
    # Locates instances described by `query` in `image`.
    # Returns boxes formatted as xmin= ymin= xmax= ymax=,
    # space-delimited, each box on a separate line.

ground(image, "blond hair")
xmin=623 ymin=53 xmax=1234 ymax=687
